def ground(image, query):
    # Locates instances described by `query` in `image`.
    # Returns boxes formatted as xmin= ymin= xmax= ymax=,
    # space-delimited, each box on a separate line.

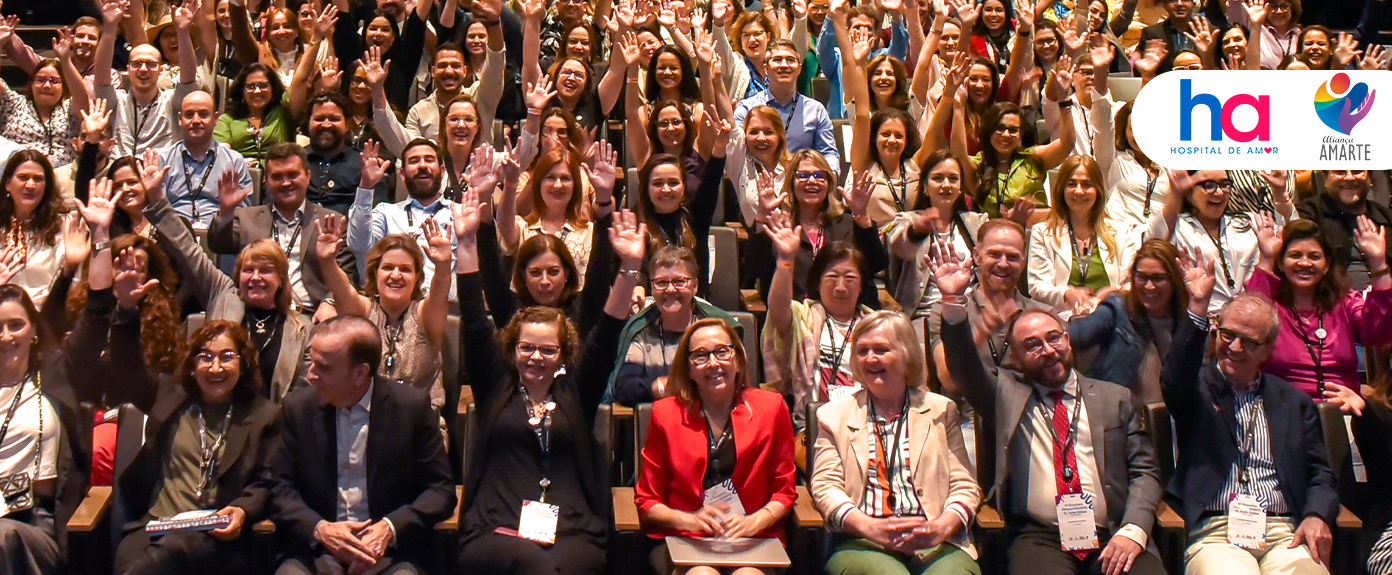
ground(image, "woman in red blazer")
xmin=635 ymin=318 xmax=799 ymax=575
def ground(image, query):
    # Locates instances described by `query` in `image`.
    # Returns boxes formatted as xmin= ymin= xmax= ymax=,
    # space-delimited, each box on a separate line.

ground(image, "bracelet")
xmin=619 ymin=268 xmax=642 ymax=279
xmin=1017 ymin=28 xmax=1032 ymax=37
xmin=1057 ymin=99 xmax=1074 ymax=109
xmin=941 ymin=294 xmax=968 ymax=306
xmin=93 ymin=240 xmax=111 ymax=253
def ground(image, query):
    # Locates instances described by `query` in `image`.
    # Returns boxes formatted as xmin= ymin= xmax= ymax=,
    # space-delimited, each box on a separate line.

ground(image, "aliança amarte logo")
xmin=1314 ymin=72 xmax=1375 ymax=136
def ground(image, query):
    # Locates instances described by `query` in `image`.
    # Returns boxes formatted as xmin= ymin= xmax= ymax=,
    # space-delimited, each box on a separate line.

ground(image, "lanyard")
xmin=405 ymin=202 xmax=446 ymax=231
xmin=1202 ymin=216 xmax=1237 ymax=291
xmin=864 ymin=394 xmax=911 ymax=515
xmin=994 ymin=161 xmax=1025 ymax=216
xmin=0 ymin=376 xmax=31 ymax=447
xmin=1040 ymin=387 xmax=1085 ymax=484
xmin=806 ymin=226 xmax=825 ymax=257
xmin=181 ymin=149 xmax=217 ymax=222
xmin=518 ymin=384 xmax=555 ymax=502
xmin=1141 ymin=170 xmax=1159 ymax=220
xmin=443 ymin=150 xmax=470 ymax=202
xmin=193 ymin=403 xmax=234 ymax=506
xmin=1286 ymin=306 xmax=1328 ymax=393
xmin=272 ymin=211 xmax=303 ymax=253
xmin=884 ymin=161 xmax=908 ymax=212
xmin=971 ymin=296 xmax=1007 ymax=366
xmin=820 ymin=308 xmax=859 ymax=396
xmin=131 ymin=97 xmax=159 ymax=156
xmin=1068 ymin=223 xmax=1094 ymax=285
xmin=1230 ymin=391 xmax=1263 ymax=490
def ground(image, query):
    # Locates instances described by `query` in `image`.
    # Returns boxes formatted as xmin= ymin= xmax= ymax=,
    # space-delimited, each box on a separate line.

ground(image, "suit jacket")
xmin=635 ymin=389 xmax=798 ymax=541
xmin=1297 ymin=193 xmax=1392 ymax=282
xmin=147 ymin=197 xmax=311 ymax=400
xmin=268 ymin=378 xmax=456 ymax=562
xmin=1161 ymin=313 xmax=1340 ymax=529
xmin=941 ymin=315 xmax=1162 ymax=544
xmin=1138 ymin=20 xmax=1185 ymax=74
xmin=206 ymin=202 xmax=358 ymax=305
xmin=810 ymin=387 xmax=981 ymax=558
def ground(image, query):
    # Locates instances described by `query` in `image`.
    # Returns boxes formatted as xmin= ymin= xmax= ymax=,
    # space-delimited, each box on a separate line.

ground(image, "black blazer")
xmin=1161 ymin=313 xmax=1340 ymax=528
xmin=743 ymin=212 xmax=890 ymax=310
xmin=1297 ymin=193 xmax=1392 ymax=277
xmin=207 ymin=201 xmax=359 ymax=306
xmin=1353 ymin=402 xmax=1392 ymax=560
xmin=268 ymin=379 xmax=455 ymax=562
xmin=1138 ymin=20 xmax=1188 ymax=74
xmin=99 ymin=292 xmax=281 ymax=534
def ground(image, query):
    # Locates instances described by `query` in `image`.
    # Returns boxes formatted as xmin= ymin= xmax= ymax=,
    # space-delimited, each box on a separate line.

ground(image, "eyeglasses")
xmin=1064 ymin=180 xmax=1096 ymax=191
xmin=1020 ymin=330 xmax=1067 ymax=356
xmin=557 ymin=69 xmax=586 ymax=80
xmin=656 ymin=119 xmax=685 ymax=129
xmin=245 ymin=82 xmax=272 ymax=92
xmin=1329 ymin=170 xmax=1368 ymax=178
xmin=1268 ymin=3 xmax=1291 ymax=12
xmin=689 ymin=344 xmax=736 ymax=366
xmin=516 ymin=342 xmax=562 ymax=359
xmin=129 ymin=60 xmax=161 ymax=71
xmin=1132 ymin=272 xmax=1171 ymax=286
xmin=1216 ymin=327 xmax=1267 ymax=349
xmin=32 ymin=77 xmax=62 ymax=87
xmin=1172 ymin=64 xmax=1203 ymax=71
xmin=768 ymin=55 xmax=799 ymax=65
xmin=741 ymin=30 xmax=769 ymax=40
xmin=652 ymin=277 xmax=694 ymax=291
xmin=1195 ymin=179 xmax=1234 ymax=192
xmin=994 ymin=125 xmax=1022 ymax=136
xmin=795 ymin=170 xmax=830 ymax=182
xmin=195 ymin=350 xmax=240 ymax=368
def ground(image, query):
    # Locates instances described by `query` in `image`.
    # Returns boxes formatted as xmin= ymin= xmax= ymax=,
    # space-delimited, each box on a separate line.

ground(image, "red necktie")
xmin=1050 ymin=390 xmax=1089 ymax=560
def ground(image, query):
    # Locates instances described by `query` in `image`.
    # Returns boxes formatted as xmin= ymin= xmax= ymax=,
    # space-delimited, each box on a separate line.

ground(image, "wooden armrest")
xmin=976 ymin=504 xmax=1004 ymax=530
xmin=67 ymin=485 xmax=112 ymax=532
xmin=611 ymin=405 xmax=634 ymax=418
xmin=613 ymin=487 xmax=641 ymax=532
xmin=1338 ymin=505 xmax=1362 ymax=530
xmin=435 ymin=486 xmax=464 ymax=531
xmin=253 ymin=520 xmax=276 ymax=534
xmin=740 ymin=289 xmax=767 ymax=315
xmin=1156 ymin=500 xmax=1184 ymax=530
xmin=456 ymin=386 xmax=474 ymax=416
xmin=794 ymin=485 xmax=822 ymax=528
xmin=731 ymin=225 xmax=748 ymax=242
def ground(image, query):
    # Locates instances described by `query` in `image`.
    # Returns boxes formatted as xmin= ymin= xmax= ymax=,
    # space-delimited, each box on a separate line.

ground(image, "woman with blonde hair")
xmin=727 ymin=105 xmax=790 ymax=226
xmin=635 ymin=317 xmax=798 ymax=574
xmin=811 ymin=310 xmax=981 ymax=574
xmin=1027 ymin=154 xmax=1127 ymax=315
xmin=500 ymin=149 xmax=597 ymax=282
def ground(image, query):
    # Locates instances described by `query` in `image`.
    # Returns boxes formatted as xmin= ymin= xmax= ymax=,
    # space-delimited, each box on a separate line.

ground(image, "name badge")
xmin=1056 ymin=493 xmax=1100 ymax=551
xmin=827 ymin=384 xmax=862 ymax=402
xmin=1227 ymin=493 xmax=1267 ymax=549
xmin=703 ymin=482 xmax=746 ymax=517
xmin=517 ymin=500 xmax=559 ymax=545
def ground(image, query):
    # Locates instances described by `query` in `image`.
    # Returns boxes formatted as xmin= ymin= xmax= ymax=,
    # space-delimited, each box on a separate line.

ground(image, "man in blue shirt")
xmin=159 ymin=90 xmax=253 ymax=228
xmin=734 ymin=39 xmax=841 ymax=179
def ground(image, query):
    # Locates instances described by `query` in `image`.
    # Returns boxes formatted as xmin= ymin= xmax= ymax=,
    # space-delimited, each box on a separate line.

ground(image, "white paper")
xmin=1227 ymin=493 xmax=1268 ymax=549
xmin=1056 ymin=493 xmax=1100 ymax=551
xmin=168 ymin=509 xmax=218 ymax=521
xmin=703 ymin=482 xmax=746 ymax=517
xmin=827 ymin=384 xmax=862 ymax=402
xmin=518 ymin=500 xmax=559 ymax=545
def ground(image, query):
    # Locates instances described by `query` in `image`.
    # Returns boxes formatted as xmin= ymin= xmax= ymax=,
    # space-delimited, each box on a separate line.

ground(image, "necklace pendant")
xmin=1315 ymin=327 xmax=1327 ymax=340
xmin=539 ymin=478 xmax=551 ymax=489
xmin=544 ymin=401 xmax=556 ymax=411
xmin=385 ymin=355 xmax=396 ymax=372
xmin=1062 ymin=466 xmax=1074 ymax=483
xmin=528 ymin=416 xmax=542 ymax=426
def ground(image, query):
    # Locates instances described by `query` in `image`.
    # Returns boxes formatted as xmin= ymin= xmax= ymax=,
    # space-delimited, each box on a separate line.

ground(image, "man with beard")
xmin=733 ymin=39 xmax=840 ymax=178
xmin=349 ymin=138 xmax=456 ymax=300
xmin=3 ymin=16 xmax=123 ymax=90
xmin=305 ymin=92 xmax=390 ymax=215
xmin=374 ymin=36 xmax=506 ymax=156
xmin=1298 ymin=170 xmax=1392 ymax=290
xmin=159 ymin=90 xmax=254 ymax=227
xmin=1165 ymin=288 xmax=1337 ymax=574
xmin=934 ymin=241 xmax=1166 ymax=575
xmin=209 ymin=142 xmax=358 ymax=312
xmin=92 ymin=0 xmax=201 ymax=155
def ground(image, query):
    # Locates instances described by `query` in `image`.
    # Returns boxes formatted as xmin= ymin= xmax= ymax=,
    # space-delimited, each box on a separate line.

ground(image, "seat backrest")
xmin=973 ymin=410 xmax=996 ymax=490
xmin=249 ymin=167 xmax=263 ymax=205
xmin=441 ymin=315 xmax=460 ymax=387
xmin=830 ymin=119 xmax=852 ymax=181
xmin=709 ymin=226 xmax=741 ymax=311
xmin=728 ymin=311 xmax=760 ymax=385
xmin=805 ymin=401 xmax=826 ymax=472
xmin=811 ymin=76 xmax=832 ymax=108
xmin=625 ymin=167 xmax=640 ymax=209
xmin=184 ymin=312 xmax=207 ymax=339
xmin=1110 ymin=76 xmax=1143 ymax=102
xmin=634 ymin=402 xmax=653 ymax=475
xmin=1145 ymin=402 xmax=1176 ymax=484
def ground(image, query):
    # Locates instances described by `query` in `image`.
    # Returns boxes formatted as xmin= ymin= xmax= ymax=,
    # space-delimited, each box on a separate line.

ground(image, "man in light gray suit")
xmin=931 ymin=242 xmax=1166 ymax=575
xmin=208 ymin=142 xmax=357 ymax=313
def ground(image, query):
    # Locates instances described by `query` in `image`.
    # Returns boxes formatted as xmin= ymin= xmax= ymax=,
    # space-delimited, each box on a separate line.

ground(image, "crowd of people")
xmin=0 ymin=0 xmax=1385 ymax=574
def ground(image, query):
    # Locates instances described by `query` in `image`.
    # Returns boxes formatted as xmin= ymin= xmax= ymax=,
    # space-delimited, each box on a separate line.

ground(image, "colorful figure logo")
xmin=1314 ymin=72 xmax=1375 ymax=135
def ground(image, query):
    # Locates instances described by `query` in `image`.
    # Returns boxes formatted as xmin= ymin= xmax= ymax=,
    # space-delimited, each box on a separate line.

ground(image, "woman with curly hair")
xmin=0 ymin=151 xmax=80 ymax=307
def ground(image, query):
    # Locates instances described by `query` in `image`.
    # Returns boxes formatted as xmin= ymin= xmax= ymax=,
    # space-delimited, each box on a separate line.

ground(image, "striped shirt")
xmin=1207 ymin=385 xmax=1290 ymax=514
xmin=861 ymin=409 xmax=921 ymax=518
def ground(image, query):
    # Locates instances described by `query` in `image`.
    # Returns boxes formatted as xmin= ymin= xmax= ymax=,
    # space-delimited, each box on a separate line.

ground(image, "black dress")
xmin=455 ymin=272 xmax=624 ymax=575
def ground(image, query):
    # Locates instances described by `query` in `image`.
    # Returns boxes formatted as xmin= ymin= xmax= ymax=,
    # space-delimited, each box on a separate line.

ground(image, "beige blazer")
xmin=810 ymin=387 xmax=981 ymax=558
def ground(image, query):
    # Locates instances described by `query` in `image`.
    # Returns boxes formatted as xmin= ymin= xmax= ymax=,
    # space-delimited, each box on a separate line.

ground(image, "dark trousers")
xmin=1007 ymin=529 xmax=1167 ymax=575
xmin=114 ymin=529 xmax=248 ymax=575
xmin=275 ymin=555 xmax=420 ymax=575
xmin=0 ymin=517 xmax=58 ymax=575
xmin=457 ymin=532 xmax=606 ymax=575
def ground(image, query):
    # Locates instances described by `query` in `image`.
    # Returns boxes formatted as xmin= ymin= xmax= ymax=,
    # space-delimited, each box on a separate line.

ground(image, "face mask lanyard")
xmin=1142 ymin=172 xmax=1159 ymax=220
xmin=518 ymin=384 xmax=555 ymax=502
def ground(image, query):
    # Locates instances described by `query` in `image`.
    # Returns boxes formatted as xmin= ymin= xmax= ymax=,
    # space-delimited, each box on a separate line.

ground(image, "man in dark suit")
xmin=1165 ymin=290 xmax=1337 ymax=574
xmin=932 ymin=244 xmax=1165 ymax=575
xmin=209 ymin=142 xmax=357 ymax=313
xmin=268 ymin=315 xmax=455 ymax=575
xmin=1138 ymin=0 xmax=1203 ymax=73
xmin=1298 ymin=170 xmax=1392 ymax=290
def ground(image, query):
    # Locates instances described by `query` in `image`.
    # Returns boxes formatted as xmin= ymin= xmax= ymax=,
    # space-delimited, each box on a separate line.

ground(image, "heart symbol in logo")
xmin=1264 ymin=147 xmax=1272 ymax=153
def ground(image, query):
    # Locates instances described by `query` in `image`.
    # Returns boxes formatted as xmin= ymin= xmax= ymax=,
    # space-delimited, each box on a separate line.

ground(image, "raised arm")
xmin=227 ymin=0 xmax=261 ymax=67
xmin=93 ymin=0 xmax=123 ymax=90
xmin=417 ymin=219 xmax=454 ymax=348
xmin=53 ymin=29 xmax=91 ymax=119
xmin=694 ymin=29 xmax=732 ymax=159
xmin=519 ymin=0 xmax=544 ymax=91
xmin=929 ymin=240 xmax=996 ymax=416
xmin=1000 ymin=0 xmax=1035 ymax=98
xmin=1033 ymin=71 xmax=1076 ymax=170
xmin=289 ymin=4 xmax=338 ymax=120
xmin=911 ymin=0 xmax=948 ymax=106
xmin=174 ymin=0 xmax=201 ymax=86
xmin=1162 ymin=247 xmax=1215 ymax=412
xmin=313 ymin=212 xmax=372 ymax=317
xmin=837 ymin=9 xmax=874 ymax=175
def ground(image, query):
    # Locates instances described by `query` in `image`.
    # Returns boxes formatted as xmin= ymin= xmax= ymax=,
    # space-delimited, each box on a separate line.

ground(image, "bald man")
xmin=91 ymin=0 xmax=200 ymax=155
xmin=157 ymin=90 xmax=253 ymax=227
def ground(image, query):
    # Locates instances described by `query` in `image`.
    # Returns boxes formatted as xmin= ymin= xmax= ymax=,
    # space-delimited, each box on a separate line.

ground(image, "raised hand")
xmin=313 ymin=214 xmax=347 ymax=262
xmin=76 ymin=177 xmax=119 ymax=231
xmin=951 ymin=0 xmax=978 ymax=30
xmin=318 ymin=57 xmax=343 ymax=92
xmin=60 ymin=215 xmax=90 ymax=271
xmin=1251 ymin=211 xmax=1282 ymax=263
xmin=765 ymin=209 xmax=802 ymax=260
xmin=360 ymin=46 xmax=390 ymax=89
xmin=217 ymin=170 xmax=251 ymax=214
xmin=0 ymin=246 xmax=24 ymax=286
xmin=1046 ymin=52 xmax=1074 ymax=100
xmin=1088 ymin=32 xmax=1114 ymax=70
xmin=1003 ymin=197 xmax=1036 ymax=228
xmin=518 ymin=0 xmax=544 ymax=20
xmin=1182 ymin=17 xmax=1215 ymax=59
xmin=657 ymin=4 xmax=677 ymax=28
xmin=842 ymin=170 xmax=874 ymax=220
xmin=174 ymin=0 xmax=200 ymax=30
xmin=451 ymin=187 xmax=483 ymax=240
xmin=1362 ymin=43 xmax=1390 ymax=71
xmin=754 ymin=170 xmax=787 ymax=224
xmin=113 ymin=247 xmax=160 ymax=309
xmin=359 ymin=140 xmax=390 ymax=189
xmin=584 ymin=140 xmax=618 ymax=197
xmin=851 ymin=28 xmax=876 ymax=64
xmin=829 ymin=0 xmax=848 ymax=19
xmin=694 ymin=28 xmax=716 ymax=66
xmin=1243 ymin=0 xmax=1266 ymax=27
xmin=944 ymin=51 xmax=970 ymax=93
xmin=1015 ymin=0 xmax=1034 ymax=34
xmin=524 ymin=77 xmax=558 ymax=114
xmin=791 ymin=0 xmax=808 ymax=18
xmin=615 ymin=30 xmax=641 ymax=68
xmin=709 ymin=111 xmax=733 ymax=152
xmin=927 ymin=239 xmax=972 ymax=297
xmin=711 ymin=0 xmax=732 ymax=25
xmin=464 ymin=143 xmax=499 ymax=193
xmin=80 ymin=98 xmax=112 ymax=142
xmin=0 ymin=15 xmax=17 ymax=47
xmin=1177 ymin=245 xmax=1216 ymax=304
xmin=609 ymin=209 xmax=648 ymax=266
xmin=313 ymin=2 xmax=339 ymax=41
xmin=1335 ymin=31 xmax=1363 ymax=67
xmin=1135 ymin=39 xmax=1168 ymax=77
xmin=99 ymin=0 xmax=125 ymax=26
xmin=421 ymin=218 xmax=453 ymax=266
xmin=51 ymin=27 xmax=74 ymax=61
xmin=139 ymin=148 xmax=170 ymax=205
xmin=880 ymin=0 xmax=903 ymax=13
xmin=1355 ymin=214 xmax=1388 ymax=267
xmin=496 ymin=138 xmax=522 ymax=187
